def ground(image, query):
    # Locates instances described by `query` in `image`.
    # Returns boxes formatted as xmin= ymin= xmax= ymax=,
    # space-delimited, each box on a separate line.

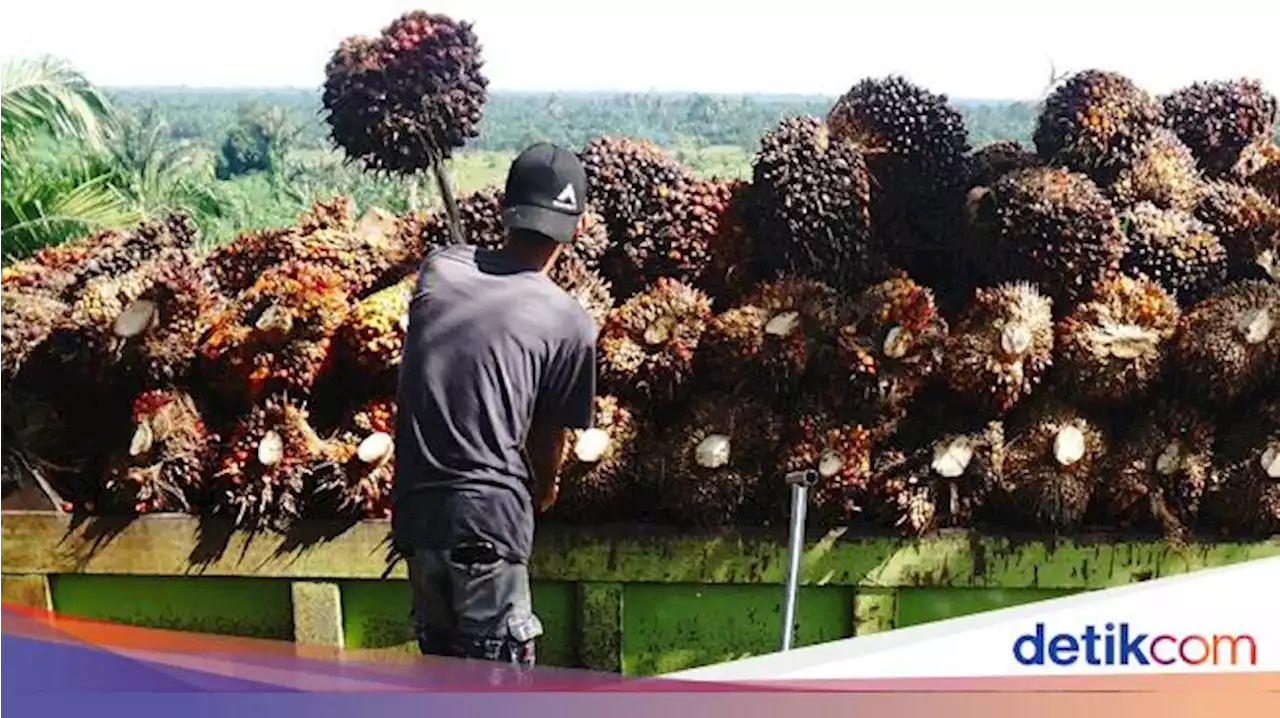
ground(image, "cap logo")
xmin=552 ymin=183 xmax=578 ymax=211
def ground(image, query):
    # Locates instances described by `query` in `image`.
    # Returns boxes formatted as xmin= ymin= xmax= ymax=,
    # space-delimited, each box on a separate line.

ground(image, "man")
xmin=392 ymin=142 xmax=598 ymax=672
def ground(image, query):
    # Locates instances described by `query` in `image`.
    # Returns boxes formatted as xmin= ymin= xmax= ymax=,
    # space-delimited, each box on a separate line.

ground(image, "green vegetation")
xmin=6 ymin=59 xmax=1274 ymax=263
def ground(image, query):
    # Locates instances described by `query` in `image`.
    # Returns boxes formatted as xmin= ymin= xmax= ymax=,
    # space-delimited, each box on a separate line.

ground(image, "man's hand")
xmin=525 ymin=422 xmax=568 ymax=514
xmin=537 ymin=477 xmax=560 ymax=513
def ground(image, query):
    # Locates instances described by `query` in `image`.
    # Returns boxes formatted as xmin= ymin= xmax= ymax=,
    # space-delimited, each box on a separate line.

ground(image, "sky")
xmin=2 ymin=0 xmax=1278 ymax=99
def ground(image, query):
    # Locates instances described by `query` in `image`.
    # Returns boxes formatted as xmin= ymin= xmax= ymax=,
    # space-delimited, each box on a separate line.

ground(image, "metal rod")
xmin=779 ymin=469 xmax=817 ymax=652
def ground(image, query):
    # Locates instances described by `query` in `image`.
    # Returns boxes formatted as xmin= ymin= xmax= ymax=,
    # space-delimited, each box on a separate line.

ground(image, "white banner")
xmin=667 ymin=557 xmax=1280 ymax=680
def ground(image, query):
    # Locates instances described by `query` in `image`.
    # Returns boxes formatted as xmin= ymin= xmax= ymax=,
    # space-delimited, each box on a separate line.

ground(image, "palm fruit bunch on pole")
xmin=837 ymin=272 xmax=949 ymax=422
xmin=775 ymin=411 xmax=875 ymax=528
xmin=1191 ymin=182 xmax=1280 ymax=282
xmin=1169 ymin=279 xmax=1280 ymax=408
xmin=1053 ymin=274 xmax=1179 ymax=405
xmin=1204 ymin=398 xmax=1280 ymax=537
xmin=748 ymin=116 xmax=879 ymax=292
xmin=942 ymin=283 xmax=1055 ymax=413
xmin=697 ymin=276 xmax=848 ymax=399
xmin=199 ymin=261 xmax=352 ymax=407
xmin=101 ymin=389 xmax=217 ymax=515
xmin=1000 ymin=401 xmax=1110 ymax=531
xmin=1104 ymin=128 xmax=1205 ymax=212
xmin=1100 ymin=400 xmax=1217 ymax=543
xmin=211 ymin=395 xmax=328 ymax=531
xmin=598 ymin=277 xmax=713 ymax=403
xmin=972 ymin=166 xmax=1126 ymax=307
xmin=646 ymin=394 xmax=785 ymax=528
xmin=548 ymin=251 xmax=615 ymax=332
xmin=871 ymin=417 xmax=1005 ymax=535
xmin=551 ymin=395 xmax=644 ymax=524
xmin=1161 ymin=78 xmax=1278 ymax=178
xmin=1033 ymin=69 xmax=1165 ymax=186
xmin=335 ymin=275 xmax=415 ymax=394
xmin=1117 ymin=203 xmax=1228 ymax=306
xmin=307 ymin=397 xmax=397 ymax=521
xmin=321 ymin=10 xmax=487 ymax=176
xmin=206 ymin=197 xmax=422 ymax=298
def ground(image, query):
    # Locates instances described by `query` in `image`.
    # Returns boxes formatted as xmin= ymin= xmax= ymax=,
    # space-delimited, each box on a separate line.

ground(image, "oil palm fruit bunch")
xmin=1 ymin=289 xmax=69 ymax=381
xmin=102 ymin=389 xmax=216 ymax=516
xmin=212 ymin=395 xmax=328 ymax=531
xmin=200 ymin=261 xmax=352 ymax=406
xmin=697 ymin=180 xmax=759 ymax=305
xmin=1 ymin=261 xmax=77 ymax=299
xmin=551 ymin=395 xmax=643 ymax=524
xmin=598 ymin=277 xmax=713 ymax=402
xmin=606 ymin=177 xmax=735 ymax=297
xmin=1204 ymin=398 xmax=1280 ymax=537
xmin=419 ymin=186 xmax=506 ymax=251
xmin=1191 ymin=182 xmax=1280 ymax=282
xmin=777 ymin=411 xmax=874 ymax=528
xmin=336 ymin=274 xmax=415 ymax=389
xmin=1001 ymin=401 xmax=1109 ymax=531
xmin=943 ymin=283 xmax=1055 ymax=413
xmin=1118 ymin=203 xmax=1228 ymax=306
xmin=1161 ymin=78 xmax=1278 ymax=178
xmin=827 ymin=75 xmax=971 ymax=205
xmin=1101 ymin=400 xmax=1216 ymax=543
xmin=1105 ymin=128 xmax=1205 ymax=212
xmin=872 ymin=419 xmax=1005 ymax=535
xmin=973 ymin=166 xmax=1126 ymax=306
xmin=1033 ymin=69 xmax=1164 ymax=185
xmin=1238 ymin=143 xmax=1280 ymax=204
xmin=964 ymin=141 xmax=1042 ymax=189
xmin=548 ymin=252 xmax=614 ymax=332
xmin=578 ymin=135 xmax=695 ymax=248
xmin=748 ymin=116 xmax=878 ymax=291
xmin=308 ymin=397 xmax=397 ymax=521
xmin=837 ymin=272 xmax=949 ymax=421
xmin=697 ymin=276 xmax=848 ymax=397
xmin=321 ymin=10 xmax=488 ymax=174
xmin=1054 ymin=274 xmax=1179 ymax=404
xmin=32 ymin=214 xmax=200 ymax=299
xmin=648 ymin=393 xmax=784 ymax=528
xmin=1170 ymin=280 xmax=1280 ymax=407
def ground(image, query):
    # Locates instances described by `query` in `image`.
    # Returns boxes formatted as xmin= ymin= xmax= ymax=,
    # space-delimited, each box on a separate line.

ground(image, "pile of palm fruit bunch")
xmin=3 ymin=63 xmax=1279 ymax=545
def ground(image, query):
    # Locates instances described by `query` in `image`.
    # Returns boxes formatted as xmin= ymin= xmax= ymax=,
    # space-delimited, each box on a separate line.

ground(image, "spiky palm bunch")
xmin=1204 ymin=399 xmax=1280 ymax=537
xmin=1106 ymin=128 xmax=1205 ymax=212
xmin=943 ymin=283 xmax=1055 ymax=413
xmin=337 ymin=274 xmax=415 ymax=384
xmin=698 ymin=276 xmax=848 ymax=395
xmin=697 ymin=180 xmax=759 ymax=305
xmin=748 ymin=116 xmax=878 ymax=290
xmin=827 ymin=75 xmax=972 ymax=203
xmin=0 ymin=262 xmax=77 ymax=299
xmin=964 ymin=141 xmax=1042 ymax=189
xmin=598 ymin=277 xmax=713 ymax=402
xmin=321 ymin=10 xmax=488 ymax=174
xmin=1033 ymin=69 xmax=1164 ymax=184
xmin=200 ymin=261 xmax=352 ymax=405
xmin=1102 ymin=401 xmax=1216 ymax=543
xmin=1002 ymin=402 xmax=1109 ymax=531
xmin=419 ymin=186 xmax=506 ymax=251
xmin=1055 ymin=274 xmax=1179 ymax=404
xmin=1161 ymin=79 xmax=1278 ymax=178
xmin=552 ymin=395 xmax=643 ymax=524
xmin=838 ymin=272 xmax=949 ymax=420
xmin=308 ymin=398 xmax=397 ymax=521
xmin=1170 ymin=280 xmax=1280 ymax=407
xmin=578 ymin=135 xmax=694 ymax=247
xmin=872 ymin=420 xmax=1005 ymax=535
xmin=548 ymin=252 xmax=614 ymax=331
xmin=212 ymin=395 xmax=329 ymax=531
xmin=1191 ymin=182 xmax=1280 ymax=283
xmin=647 ymin=394 xmax=784 ymax=528
xmin=102 ymin=389 xmax=215 ymax=515
xmin=1 ymin=289 xmax=68 ymax=381
xmin=975 ymin=166 xmax=1125 ymax=306
xmin=1238 ymin=143 xmax=1280 ymax=204
xmin=778 ymin=413 xmax=874 ymax=528
xmin=1118 ymin=203 xmax=1228 ymax=306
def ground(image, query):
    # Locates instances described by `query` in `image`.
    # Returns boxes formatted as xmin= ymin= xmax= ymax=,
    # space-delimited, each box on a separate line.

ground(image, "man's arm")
xmin=527 ymin=317 xmax=597 ymax=513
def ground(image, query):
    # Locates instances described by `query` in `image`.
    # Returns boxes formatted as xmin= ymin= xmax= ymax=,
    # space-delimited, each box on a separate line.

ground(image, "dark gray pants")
xmin=407 ymin=541 xmax=543 ymax=670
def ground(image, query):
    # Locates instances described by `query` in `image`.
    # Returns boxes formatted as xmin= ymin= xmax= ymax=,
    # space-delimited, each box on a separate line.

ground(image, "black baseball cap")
xmin=502 ymin=142 xmax=587 ymax=244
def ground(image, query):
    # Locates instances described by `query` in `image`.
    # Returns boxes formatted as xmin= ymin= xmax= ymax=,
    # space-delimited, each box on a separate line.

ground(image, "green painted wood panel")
xmin=621 ymin=583 xmax=853 ymax=675
xmin=338 ymin=579 xmax=578 ymax=668
xmin=49 ymin=574 xmax=294 ymax=640
xmin=896 ymin=587 xmax=1081 ymax=628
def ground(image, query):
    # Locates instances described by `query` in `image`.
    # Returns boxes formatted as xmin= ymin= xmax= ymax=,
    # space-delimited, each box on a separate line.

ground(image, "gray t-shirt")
xmin=392 ymin=243 xmax=597 ymax=563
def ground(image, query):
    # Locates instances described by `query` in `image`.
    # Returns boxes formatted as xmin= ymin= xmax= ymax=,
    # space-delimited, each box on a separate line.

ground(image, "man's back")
xmin=394 ymin=243 xmax=596 ymax=563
